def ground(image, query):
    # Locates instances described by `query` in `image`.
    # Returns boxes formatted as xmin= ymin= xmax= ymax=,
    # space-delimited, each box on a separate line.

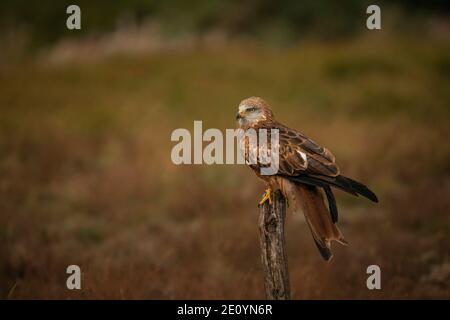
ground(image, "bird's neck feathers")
xmin=238 ymin=113 xmax=276 ymax=130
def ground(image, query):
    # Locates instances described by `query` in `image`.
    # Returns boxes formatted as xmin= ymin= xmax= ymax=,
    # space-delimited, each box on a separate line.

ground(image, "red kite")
xmin=236 ymin=97 xmax=378 ymax=261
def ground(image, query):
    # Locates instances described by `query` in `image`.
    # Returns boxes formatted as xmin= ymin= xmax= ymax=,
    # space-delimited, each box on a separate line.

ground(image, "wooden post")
xmin=258 ymin=190 xmax=291 ymax=300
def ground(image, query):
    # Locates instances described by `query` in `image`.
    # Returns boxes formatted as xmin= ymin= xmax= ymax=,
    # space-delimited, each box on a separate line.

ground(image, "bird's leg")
xmin=259 ymin=187 xmax=273 ymax=206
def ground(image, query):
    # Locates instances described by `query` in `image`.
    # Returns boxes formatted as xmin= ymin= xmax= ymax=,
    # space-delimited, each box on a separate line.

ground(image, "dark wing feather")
xmin=313 ymin=174 xmax=378 ymax=203
xmin=286 ymin=173 xmax=378 ymax=203
xmin=323 ymin=186 xmax=339 ymax=223
xmin=277 ymin=125 xmax=340 ymax=177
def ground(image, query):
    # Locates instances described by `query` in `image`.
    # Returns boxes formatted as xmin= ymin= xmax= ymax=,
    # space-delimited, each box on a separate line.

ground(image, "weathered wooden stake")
xmin=258 ymin=190 xmax=291 ymax=300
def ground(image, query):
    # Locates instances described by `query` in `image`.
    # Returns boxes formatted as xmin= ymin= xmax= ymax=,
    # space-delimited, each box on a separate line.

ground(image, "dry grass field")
xmin=0 ymin=34 xmax=449 ymax=299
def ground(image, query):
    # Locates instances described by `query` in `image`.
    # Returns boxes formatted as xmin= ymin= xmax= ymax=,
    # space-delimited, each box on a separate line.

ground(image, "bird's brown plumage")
xmin=236 ymin=97 xmax=378 ymax=261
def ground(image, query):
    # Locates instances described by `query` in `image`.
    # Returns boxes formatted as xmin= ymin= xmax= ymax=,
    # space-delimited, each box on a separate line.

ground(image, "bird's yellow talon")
xmin=259 ymin=188 xmax=273 ymax=206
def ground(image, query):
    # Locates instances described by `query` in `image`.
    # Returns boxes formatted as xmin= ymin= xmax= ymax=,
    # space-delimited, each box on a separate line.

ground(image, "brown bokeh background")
xmin=0 ymin=1 xmax=449 ymax=299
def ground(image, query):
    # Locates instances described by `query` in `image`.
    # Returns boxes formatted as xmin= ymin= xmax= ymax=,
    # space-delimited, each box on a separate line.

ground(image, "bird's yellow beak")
xmin=236 ymin=110 xmax=245 ymax=119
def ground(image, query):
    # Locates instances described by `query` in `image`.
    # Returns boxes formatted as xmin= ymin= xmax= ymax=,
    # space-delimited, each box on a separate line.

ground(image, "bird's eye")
xmin=247 ymin=107 xmax=257 ymax=112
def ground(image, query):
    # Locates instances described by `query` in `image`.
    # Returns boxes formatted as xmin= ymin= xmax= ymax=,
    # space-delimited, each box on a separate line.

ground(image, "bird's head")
xmin=236 ymin=97 xmax=274 ymax=127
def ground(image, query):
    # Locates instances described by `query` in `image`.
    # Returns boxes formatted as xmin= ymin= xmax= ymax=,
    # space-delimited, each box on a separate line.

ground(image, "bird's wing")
xmin=276 ymin=125 xmax=340 ymax=177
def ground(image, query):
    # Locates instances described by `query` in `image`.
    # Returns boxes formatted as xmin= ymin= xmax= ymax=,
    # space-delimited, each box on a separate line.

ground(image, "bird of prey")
xmin=236 ymin=97 xmax=378 ymax=261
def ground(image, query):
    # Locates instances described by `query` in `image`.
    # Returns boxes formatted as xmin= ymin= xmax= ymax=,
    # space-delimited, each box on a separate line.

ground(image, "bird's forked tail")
xmin=292 ymin=183 xmax=348 ymax=261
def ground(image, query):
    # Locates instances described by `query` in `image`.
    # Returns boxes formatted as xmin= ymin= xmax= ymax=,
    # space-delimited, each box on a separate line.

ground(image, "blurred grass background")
xmin=0 ymin=1 xmax=449 ymax=299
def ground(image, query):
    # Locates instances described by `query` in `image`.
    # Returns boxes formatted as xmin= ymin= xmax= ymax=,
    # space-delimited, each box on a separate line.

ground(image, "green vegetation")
xmin=1 ymin=0 xmax=448 ymax=47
